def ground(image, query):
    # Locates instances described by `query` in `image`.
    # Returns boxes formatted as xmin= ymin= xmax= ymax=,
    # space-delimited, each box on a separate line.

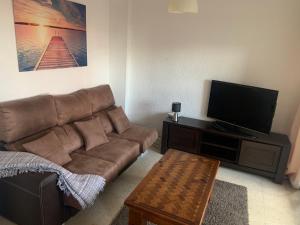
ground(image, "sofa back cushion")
xmin=85 ymin=85 xmax=115 ymax=113
xmin=0 ymin=95 xmax=58 ymax=143
xmin=54 ymin=90 xmax=92 ymax=125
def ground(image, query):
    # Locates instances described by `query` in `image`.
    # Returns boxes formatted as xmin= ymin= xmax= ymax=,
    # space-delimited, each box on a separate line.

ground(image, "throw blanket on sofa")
xmin=0 ymin=151 xmax=105 ymax=209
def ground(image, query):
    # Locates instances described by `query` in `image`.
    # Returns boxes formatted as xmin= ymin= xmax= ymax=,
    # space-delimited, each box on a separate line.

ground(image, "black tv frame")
xmin=207 ymin=80 xmax=279 ymax=136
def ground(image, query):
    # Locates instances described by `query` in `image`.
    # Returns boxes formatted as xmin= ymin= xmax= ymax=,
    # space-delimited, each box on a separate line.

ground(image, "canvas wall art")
xmin=13 ymin=0 xmax=87 ymax=72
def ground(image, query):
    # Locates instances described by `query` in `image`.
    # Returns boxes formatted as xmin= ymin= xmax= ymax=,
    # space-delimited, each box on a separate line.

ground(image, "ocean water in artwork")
xmin=13 ymin=0 xmax=87 ymax=72
xmin=15 ymin=25 xmax=87 ymax=71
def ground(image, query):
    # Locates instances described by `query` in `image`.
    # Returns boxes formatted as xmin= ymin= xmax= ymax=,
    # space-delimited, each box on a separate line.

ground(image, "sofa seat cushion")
xmin=75 ymin=137 xmax=140 ymax=174
xmin=64 ymin=153 xmax=118 ymax=182
xmin=108 ymin=125 xmax=158 ymax=152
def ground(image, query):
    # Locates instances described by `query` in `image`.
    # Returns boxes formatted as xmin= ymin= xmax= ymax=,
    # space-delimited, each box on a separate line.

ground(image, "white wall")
xmin=126 ymin=0 xmax=300 ymax=134
xmin=109 ymin=0 xmax=128 ymax=108
xmin=2 ymin=0 xmax=300 ymax=135
xmin=0 ymin=0 xmax=110 ymax=101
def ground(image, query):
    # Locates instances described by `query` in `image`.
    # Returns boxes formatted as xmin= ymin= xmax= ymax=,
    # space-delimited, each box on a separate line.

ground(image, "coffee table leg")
xmin=128 ymin=208 xmax=147 ymax=225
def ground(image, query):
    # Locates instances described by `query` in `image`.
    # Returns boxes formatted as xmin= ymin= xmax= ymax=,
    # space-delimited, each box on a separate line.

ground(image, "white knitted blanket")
xmin=0 ymin=151 xmax=105 ymax=209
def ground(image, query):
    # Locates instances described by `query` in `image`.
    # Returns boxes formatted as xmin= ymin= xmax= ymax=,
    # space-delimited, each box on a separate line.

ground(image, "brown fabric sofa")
xmin=0 ymin=85 xmax=158 ymax=225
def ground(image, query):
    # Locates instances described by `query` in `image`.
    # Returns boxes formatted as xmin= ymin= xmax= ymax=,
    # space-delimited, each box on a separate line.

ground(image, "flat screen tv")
xmin=207 ymin=80 xmax=279 ymax=134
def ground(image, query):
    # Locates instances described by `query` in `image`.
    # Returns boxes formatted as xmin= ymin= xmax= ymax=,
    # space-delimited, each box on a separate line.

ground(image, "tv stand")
xmin=212 ymin=121 xmax=258 ymax=139
xmin=161 ymin=117 xmax=291 ymax=183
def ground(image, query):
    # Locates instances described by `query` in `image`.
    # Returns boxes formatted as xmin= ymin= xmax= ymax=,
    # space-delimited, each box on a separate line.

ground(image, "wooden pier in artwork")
xmin=35 ymin=36 xmax=79 ymax=70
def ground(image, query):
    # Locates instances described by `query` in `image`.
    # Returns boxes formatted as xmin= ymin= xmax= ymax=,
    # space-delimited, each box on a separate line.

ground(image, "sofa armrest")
xmin=0 ymin=172 xmax=65 ymax=225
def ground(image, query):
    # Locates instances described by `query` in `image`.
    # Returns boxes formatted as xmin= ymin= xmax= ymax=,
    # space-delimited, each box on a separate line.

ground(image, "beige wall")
xmin=109 ymin=0 xmax=129 ymax=108
xmin=1 ymin=0 xmax=300 ymax=136
xmin=126 ymin=0 xmax=300 ymax=134
xmin=289 ymin=104 xmax=300 ymax=188
xmin=0 ymin=0 xmax=110 ymax=101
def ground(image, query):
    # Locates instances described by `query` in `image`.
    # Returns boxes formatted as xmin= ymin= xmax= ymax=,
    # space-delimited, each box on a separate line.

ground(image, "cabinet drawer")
xmin=168 ymin=125 xmax=200 ymax=154
xmin=239 ymin=141 xmax=281 ymax=172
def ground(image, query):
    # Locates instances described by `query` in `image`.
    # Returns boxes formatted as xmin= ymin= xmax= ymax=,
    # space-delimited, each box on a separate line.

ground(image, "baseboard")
xmin=153 ymin=136 xmax=161 ymax=151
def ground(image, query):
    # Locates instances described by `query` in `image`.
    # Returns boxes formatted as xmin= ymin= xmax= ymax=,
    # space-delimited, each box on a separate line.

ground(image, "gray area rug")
xmin=111 ymin=180 xmax=249 ymax=225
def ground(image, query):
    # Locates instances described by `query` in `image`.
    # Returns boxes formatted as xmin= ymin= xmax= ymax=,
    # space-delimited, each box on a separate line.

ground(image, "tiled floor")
xmin=217 ymin=165 xmax=300 ymax=225
xmin=1 ymin=149 xmax=299 ymax=225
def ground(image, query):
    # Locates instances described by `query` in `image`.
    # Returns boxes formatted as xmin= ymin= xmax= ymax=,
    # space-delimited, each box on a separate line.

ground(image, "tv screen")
xmin=207 ymin=80 xmax=279 ymax=134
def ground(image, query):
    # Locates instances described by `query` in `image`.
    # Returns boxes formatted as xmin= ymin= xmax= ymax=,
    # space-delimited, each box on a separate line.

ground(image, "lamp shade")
xmin=168 ymin=0 xmax=199 ymax=14
xmin=172 ymin=102 xmax=181 ymax=113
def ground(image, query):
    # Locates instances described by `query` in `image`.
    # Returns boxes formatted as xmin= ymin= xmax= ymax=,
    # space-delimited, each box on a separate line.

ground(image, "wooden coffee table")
xmin=125 ymin=149 xmax=220 ymax=225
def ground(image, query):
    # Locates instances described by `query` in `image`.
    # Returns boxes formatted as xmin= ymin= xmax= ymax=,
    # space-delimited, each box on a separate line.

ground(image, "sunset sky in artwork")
xmin=13 ymin=0 xmax=86 ymax=31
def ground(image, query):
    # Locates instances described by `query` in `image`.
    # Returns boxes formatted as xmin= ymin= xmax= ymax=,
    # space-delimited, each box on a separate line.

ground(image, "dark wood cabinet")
xmin=168 ymin=124 xmax=200 ymax=154
xmin=161 ymin=117 xmax=291 ymax=183
xmin=239 ymin=141 xmax=281 ymax=173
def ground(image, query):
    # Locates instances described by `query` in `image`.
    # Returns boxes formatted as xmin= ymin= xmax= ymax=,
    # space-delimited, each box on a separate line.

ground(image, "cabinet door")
xmin=239 ymin=141 xmax=281 ymax=172
xmin=168 ymin=124 xmax=200 ymax=154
